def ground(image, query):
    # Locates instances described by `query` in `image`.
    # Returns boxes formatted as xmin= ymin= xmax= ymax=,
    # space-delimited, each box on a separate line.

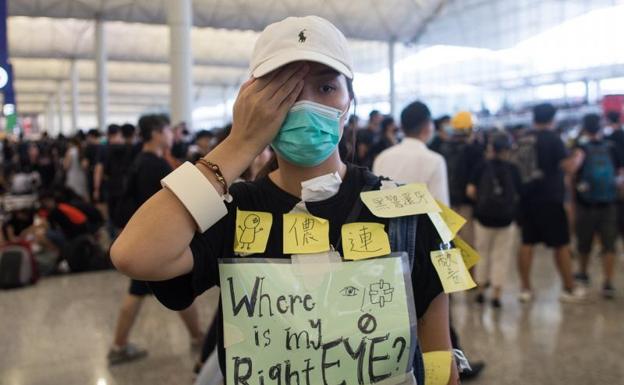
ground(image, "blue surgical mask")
xmin=272 ymin=100 xmax=345 ymax=167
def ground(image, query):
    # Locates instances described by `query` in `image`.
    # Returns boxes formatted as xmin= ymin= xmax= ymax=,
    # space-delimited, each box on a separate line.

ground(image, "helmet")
xmin=451 ymin=111 xmax=474 ymax=132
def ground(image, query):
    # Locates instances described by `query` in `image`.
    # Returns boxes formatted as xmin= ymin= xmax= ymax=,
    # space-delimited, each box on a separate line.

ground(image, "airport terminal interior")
xmin=1 ymin=1 xmax=624 ymax=385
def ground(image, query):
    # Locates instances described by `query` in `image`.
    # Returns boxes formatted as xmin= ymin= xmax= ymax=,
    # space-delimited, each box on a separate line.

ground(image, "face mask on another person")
xmin=271 ymin=100 xmax=347 ymax=167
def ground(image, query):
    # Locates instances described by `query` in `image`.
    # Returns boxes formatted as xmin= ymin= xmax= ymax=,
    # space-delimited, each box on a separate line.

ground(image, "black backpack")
xmin=440 ymin=140 xmax=468 ymax=205
xmin=475 ymin=161 xmax=517 ymax=223
xmin=0 ymin=242 xmax=39 ymax=289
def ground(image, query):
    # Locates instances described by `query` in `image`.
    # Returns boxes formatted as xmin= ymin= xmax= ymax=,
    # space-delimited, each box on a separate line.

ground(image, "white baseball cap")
xmin=249 ymin=16 xmax=354 ymax=79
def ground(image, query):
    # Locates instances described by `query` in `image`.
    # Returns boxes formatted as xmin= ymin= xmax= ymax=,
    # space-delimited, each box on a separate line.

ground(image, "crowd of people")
xmin=2 ymin=15 xmax=623 ymax=385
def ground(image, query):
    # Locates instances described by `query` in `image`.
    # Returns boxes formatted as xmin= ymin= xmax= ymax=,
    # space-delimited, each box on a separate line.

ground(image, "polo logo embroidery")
xmin=298 ymin=29 xmax=307 ymax=43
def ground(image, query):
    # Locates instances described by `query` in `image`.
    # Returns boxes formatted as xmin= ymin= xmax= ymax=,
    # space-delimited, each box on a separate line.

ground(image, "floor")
xmin=1 ymin=244 xmax=622 ymax=385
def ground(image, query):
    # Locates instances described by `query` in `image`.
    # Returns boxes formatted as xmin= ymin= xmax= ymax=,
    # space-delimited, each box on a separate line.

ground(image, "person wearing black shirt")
xmin=467 ymin=133 xmax=522 ymax=308
xmin=111 ymin=17 xmax=458 ymax=385
xmin=517 ymin=103 xmax=585 ymax=303
xmin=605 ymin=111 xmax=624 ymax=241
xmin=571 ymin=114 xmax=622 ymax=299
xmin=84 ymin=129 xmax=102 ymax=203
xmin=108 ymin=114 xmax=204 ymax=366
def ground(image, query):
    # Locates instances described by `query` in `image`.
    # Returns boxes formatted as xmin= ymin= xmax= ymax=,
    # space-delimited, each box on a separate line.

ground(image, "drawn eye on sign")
xmin=339 ymin=286 xmax=360 ymax=297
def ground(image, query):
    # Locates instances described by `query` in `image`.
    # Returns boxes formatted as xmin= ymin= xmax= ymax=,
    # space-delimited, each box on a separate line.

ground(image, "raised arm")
xmin=110 ymin=64 xmax=308 ymax=281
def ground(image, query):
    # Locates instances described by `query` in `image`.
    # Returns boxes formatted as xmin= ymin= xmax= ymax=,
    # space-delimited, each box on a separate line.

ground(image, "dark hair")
xmin=107 ymin=124 xmax=120 ymax=137
xmin=533 ymin=103 xmax=557 ymax=124
xmin=121 ymin=123 xmax=136 ymax=139
xmin=369 ymin=110 xmax=380 ymax=119
xmin=138 ymin=114 xmax=168 ymax=142
xmin=380 ymin=116 xmax=395 ymax=134
xmin=195 ymin=130 xmax=214 ymax=142
xmin=583 ymin=113 xmax=602 ymax=135
xmin=87 ymin=128 xmax=101 ymax=138
xmin=400 ymin=101 xmax=432 ymax=135
xmin=606 ymin=110 xmax=621 ymax=125
xmin=434 ymin=115 xmax=451 ymax=131
xmin=491 ymin=132 xmax=512 ymax=154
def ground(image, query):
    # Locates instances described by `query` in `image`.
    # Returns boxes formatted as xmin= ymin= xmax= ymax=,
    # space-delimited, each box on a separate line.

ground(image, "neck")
xmin=269 ymin=151 xmax=347 ymax=198
xmin=142 ymin=141 xmax=163 ymax=157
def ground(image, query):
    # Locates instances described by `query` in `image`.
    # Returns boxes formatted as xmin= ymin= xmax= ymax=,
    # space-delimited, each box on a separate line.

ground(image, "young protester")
xmin=112 ymin=16 xmax=459 ymax=385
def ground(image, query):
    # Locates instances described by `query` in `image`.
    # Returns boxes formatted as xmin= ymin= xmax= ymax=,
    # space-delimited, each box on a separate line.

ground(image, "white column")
xmin=167 ymin=0 xmax=193 ymax=129
xmin=95 ymin=19 xmax=108 ymax=131
xmin=57 ymin=84 xmax=65 ymax=135
xmin=388 ymin=38 xmax=396 ymax=118
xmin=70 ymin=60 xmax=79 ymax=134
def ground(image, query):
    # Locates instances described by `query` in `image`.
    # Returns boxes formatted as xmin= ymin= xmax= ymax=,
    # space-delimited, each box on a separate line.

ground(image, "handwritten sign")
xmin=430 ymin=248 xmax=476 ymax=293
xmin=361 ymin=184 xmax=440 ymax=218
xmin=436 ymin=200 xmax=466 ymax=239
xmin=283 ymin=213 xmax=330 ymax=254
xmin=341 ymin=222 xmax=391 ymax=260
xmin=423 ymin=351 xmax=452 ymax=385
xmin=234 ymin=209 xmax=273 ymax=254
xmin=453 ymin=236 xmax=481 ymax=269
xmin=219 ymin=255 xmax=415 ymax=385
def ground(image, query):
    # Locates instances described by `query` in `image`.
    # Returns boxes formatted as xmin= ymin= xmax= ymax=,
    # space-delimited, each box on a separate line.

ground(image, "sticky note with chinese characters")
xmin=360 ymin=183 xmax=440 ymax=218
xmin=423 ymin=351 xmax=452 ymax=385
xmin=283 ymin=213 xmax=330 ymax=254
xmin=233 ymin=209 xmax=273 ymax=254
xmin=341 ymin=222 xmax=391 ymax=260
xmin=435 ymin=200 xmax=466 ymax=239
xmin=453 ymin=236 xmax=481 ymax=269
xmin=430 ymin=248 xmax=476 ymax=293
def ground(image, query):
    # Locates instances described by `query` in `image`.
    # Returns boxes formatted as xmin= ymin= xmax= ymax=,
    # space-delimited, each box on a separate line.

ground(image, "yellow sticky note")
xmin=283 ymin=213 xmax=330 ymax=254
xmin=423 ymin=351 xmax=452 ymax=385
xmin=453 ymin=236 xmax=481 ymax=269
xmin=234 ymin=209 xmax=273 ymax=254
xmin=341 ymin=222 xmax=391 ymax=260
xmin=430 ymin=248 xmax=477 ymax=293
xmin=361 ymin=183 xmax=440 ymax=218
xmin=435 ymin=200 xmax=466 ymax=239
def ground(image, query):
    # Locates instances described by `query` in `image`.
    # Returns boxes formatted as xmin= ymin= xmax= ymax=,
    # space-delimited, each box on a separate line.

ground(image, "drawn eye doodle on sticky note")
xmin=339 ymin=285 xmax=360 ymax=297
xmin=234 ymin=209 xmax=273 ymax=254
xmin=361 ymin=183 xmax=440 ymax=218
xmin=430 ymin=248 xmax=476 ymax=293
xmin=342 ymin=222 xmax=391 ymax=260
xmin=423 ymin=351 xmax=452 ymax=385
xmin=283 ymin=213 xmax=330 ymax=254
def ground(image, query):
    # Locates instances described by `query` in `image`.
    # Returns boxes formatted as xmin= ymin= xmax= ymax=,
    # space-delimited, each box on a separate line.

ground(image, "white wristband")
xmin=161 ymin=162 xmax=228 ymax=233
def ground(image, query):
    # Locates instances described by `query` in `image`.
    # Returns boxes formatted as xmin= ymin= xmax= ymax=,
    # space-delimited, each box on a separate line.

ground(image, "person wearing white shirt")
xmin=373 ymin=101 xmax=450 ymax=205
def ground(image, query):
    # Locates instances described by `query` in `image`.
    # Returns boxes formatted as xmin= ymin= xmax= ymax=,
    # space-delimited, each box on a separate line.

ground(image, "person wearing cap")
xmin=438 ymin=111 xmax=485 ymax=247
xmin=111 ymin=16 xmax=458 ymax=385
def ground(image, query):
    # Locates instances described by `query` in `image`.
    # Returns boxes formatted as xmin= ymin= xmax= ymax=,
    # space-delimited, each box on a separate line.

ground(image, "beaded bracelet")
xmin=195 ymin=159 xmax=231 ymax=201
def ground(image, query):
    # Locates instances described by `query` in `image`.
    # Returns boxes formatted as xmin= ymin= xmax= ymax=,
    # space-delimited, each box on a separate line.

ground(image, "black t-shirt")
xmin=523 ymin=129 xmax=568 ymax=204
xmin=607 ymin=128 xmax=624 ymax=174
xmin=132 ymin=152 xmax=172 ymax=206
xmin=149 ymin=164 xmax=443 ymax=376
xmin=440 ymin=138 xmax=485 ymax=205
xmin=575 ymin=139 xmax=621 ymax=206
xmin=469 ymin=159 xmax=522 ymax=227
xmin=101 ymin=144 xmax=136 ymax=197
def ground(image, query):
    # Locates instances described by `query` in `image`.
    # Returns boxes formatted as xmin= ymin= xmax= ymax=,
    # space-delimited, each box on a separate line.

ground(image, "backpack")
xmin=0 ymin=242 xmax=39 ymax=289
xmin=475 ymin=161 xmax=517 ymax=223
xmin=511 ymin=134 xmax=543 ymax=184
xmin=63 ymin=234 xmax=112 ymax=273
xmin=439 ymin=140 xmax=468 ymax=205
xmin=577 ymin=142 xmax=617 ymax=203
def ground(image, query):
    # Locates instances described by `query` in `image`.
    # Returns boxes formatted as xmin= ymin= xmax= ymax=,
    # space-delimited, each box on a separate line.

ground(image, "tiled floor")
xmin=1 ymin=244 xmax=622 ymax=385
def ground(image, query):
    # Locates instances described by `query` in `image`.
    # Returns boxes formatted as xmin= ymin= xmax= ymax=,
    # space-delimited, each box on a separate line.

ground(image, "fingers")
xmin=239 ymin=78 xmax=255 ymax=91
xmin=263 ymin=63 xmax=308 ymax=99
xmin=277 ymin=79 xmax=304 ymax=113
